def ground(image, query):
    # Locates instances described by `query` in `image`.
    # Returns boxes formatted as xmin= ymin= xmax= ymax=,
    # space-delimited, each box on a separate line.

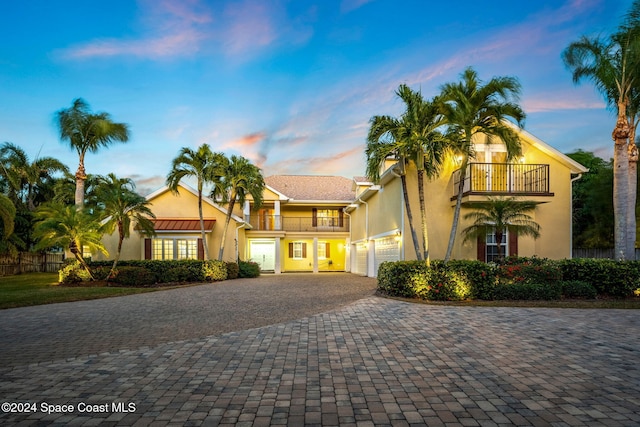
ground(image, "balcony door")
xmin=473 ymin=144 xmax=508 ymax=192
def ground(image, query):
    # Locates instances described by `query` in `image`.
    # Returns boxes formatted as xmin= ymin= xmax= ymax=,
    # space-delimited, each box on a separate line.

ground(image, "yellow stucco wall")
xmin=281 ymin=238 xmax=346 ymax=271
xmin=96 ymin=185 xmax=244 ymax=263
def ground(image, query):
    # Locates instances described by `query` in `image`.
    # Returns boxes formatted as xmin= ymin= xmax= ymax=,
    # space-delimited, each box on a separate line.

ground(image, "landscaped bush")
xmin=556 ymin=258 xmax=640 ymax=297
xmin=238 ymin=260 xmax=261 ymax=278
xmin=202 ymin=260 xmax=227 ymax=282
xmin=109 ymin=266 xmax=157 ymax=287
xmin=59 ymin=261 xmax=92 ymax=284
xmin=164 ymin=266 xmax=192 ymax=283
xmin=561 ymin=280 xmax=597 ymax=299
xmin=445 ymin=260 xmax=498 ymax=300
xmin=493 ymin=282 xmax=562 ymax=300
xmin=226 ymin=262 xmax=239 ymax=280
xmin=497 ymin=259 xmax=562 ymax=285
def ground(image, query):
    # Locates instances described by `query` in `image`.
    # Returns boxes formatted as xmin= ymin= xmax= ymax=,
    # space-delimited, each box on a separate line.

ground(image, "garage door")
xmin=374 ymin=236 xmax=400 ymax=276
xmin=353 ymin=242 xmax=368 ymax=276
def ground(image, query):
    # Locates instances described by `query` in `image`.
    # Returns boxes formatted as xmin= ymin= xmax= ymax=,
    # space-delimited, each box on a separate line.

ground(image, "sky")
xmin=0 ymin=0 xmax=634 ymax=195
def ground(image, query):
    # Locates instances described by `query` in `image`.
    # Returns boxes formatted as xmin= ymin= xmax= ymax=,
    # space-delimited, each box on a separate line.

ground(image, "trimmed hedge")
xmin=377 ymin=257 xmax=640 ymax=300
xmin=109 ymin=266 xmax=157 ymax=287
xmin=226 ymin=262 xmax=240 ymax=280
xmin=238 ymin=261 xmax=261 ymax=278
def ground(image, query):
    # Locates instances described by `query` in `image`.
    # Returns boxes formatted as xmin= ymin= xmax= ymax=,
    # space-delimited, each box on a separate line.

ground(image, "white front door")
xmin=250 ymin=240 xmax=276 ymax=271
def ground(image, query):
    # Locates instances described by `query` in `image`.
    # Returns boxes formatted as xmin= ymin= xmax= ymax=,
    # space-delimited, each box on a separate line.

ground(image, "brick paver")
xmin=1 ymin=273 xmax=639 ymax=425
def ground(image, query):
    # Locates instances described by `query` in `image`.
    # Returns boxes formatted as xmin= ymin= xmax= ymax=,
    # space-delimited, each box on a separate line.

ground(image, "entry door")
xmin=250 ymin=241 xmax=276 ymax=271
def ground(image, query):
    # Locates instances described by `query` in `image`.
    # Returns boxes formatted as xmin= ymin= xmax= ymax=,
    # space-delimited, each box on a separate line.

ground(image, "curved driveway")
xmin=1 ymin=273 xmax=640 ymax=426
xmin=0 ymin=273 xmax=376 ymax=367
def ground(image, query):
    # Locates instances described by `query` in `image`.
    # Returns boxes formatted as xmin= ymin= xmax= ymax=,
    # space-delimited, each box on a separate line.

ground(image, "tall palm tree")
xmin=33 ymin=203 xmax=107 ymax=279
xmin=461 ymin=197 xmax=540 ymax=261
xmin=0 ymin=142 xmax=69 ymax=211
xmin=166 ymin=144 xmax=226 ymax=260
xmin=366 ymin=84 xmax=446 ymax=261
xmin=563 ymin=2 xmax=640 ymax=259
xmin=0 ymin=194 xmax=16 ymax=242
xmin=56 ymin=98 xmax=129 ymax=208
xmin=440 ymin=67 xmax=525 ymax=262
xmin=212 ymin=155 xmax=264 ymax=261
xmin=96 ymin=173 xmax=156 ymax=279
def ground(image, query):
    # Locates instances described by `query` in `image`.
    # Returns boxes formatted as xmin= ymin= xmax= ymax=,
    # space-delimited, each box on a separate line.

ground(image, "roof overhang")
xmin=151 ymin=218 xmax=215 ymax=233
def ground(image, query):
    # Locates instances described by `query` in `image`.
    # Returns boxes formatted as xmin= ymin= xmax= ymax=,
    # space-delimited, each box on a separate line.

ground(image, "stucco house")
xmin=95 ymin=125 xmax=586 ymax=277
xmin=347 ymin=124 xmax=588 ymax=276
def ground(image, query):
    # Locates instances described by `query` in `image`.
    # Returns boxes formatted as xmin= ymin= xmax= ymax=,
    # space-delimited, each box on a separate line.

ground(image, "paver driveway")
xmin=1 ymin=273 xmax=639 ymax=426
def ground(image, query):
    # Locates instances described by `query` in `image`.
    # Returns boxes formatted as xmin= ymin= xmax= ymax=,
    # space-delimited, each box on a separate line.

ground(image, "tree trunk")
xmin=495 ymin=229 xmax=504 ymax=261
xmin=74 ymin=163 xmax=86 ymax=209
xmin=197 ymin=186 xmax=209 ymax=260
xmin=108 ymin=222 xmax=125 ymax=280
xmin=218 ymin=196 xmax=236 ymax=261
xmin=612 ymin=111 xmax=630 ymax=260
xmin=70 ymin=238 xmax=94 ymax=280
xmin=445 ymin=157 xmax=468 ymax=262
xmin=400 ymin=174 xmax=422 ymax=261
xmin=629 ymin=141 xmax=638 ymax=259
xmin=417 ymin=169 xmax=429 ymax=264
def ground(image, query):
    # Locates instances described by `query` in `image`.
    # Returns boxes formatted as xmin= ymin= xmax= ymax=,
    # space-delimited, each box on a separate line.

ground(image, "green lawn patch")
xmin=0 ymin=272 xmax=163 ymax=310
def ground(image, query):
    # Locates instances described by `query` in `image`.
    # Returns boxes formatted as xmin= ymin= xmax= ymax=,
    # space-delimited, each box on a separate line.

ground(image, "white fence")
xmin=572 ymin=248 xmax=640 ymax=260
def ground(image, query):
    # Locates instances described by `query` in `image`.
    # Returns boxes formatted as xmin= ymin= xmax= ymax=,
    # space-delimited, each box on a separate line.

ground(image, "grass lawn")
xmin=0 ymin=272 xmax=165 ymax=310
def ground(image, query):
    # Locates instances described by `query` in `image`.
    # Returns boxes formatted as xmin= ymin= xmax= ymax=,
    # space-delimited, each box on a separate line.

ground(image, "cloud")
xmin=340 ymin=0 xmax=374 ymax=14
xmin=523 ymin=96 xmax=606 ymax=113
xmin=266 ymin=146 xmax=364 ymax=175
xmin=56 ymin=0 xmax=312 ymax=61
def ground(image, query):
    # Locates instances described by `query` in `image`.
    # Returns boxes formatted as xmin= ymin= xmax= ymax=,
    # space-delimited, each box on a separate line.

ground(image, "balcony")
xmin=452 ymin=163 xmax=551 ymax=198
xmin=246 ymin=215 xmax=349 ymax=232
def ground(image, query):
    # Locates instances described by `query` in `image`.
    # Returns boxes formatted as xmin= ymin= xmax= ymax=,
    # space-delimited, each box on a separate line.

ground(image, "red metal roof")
xmin=152 ymin=219 xmax=215 ymax=231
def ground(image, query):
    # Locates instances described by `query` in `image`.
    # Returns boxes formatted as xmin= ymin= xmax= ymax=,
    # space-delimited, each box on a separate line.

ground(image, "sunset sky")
xmin=0 ymin=0 xmax=633 ymax=194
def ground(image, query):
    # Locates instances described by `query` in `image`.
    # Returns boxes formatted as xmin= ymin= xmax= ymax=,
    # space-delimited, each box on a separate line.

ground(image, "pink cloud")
xmin=523 ymin=97 xmax=605 ymax=113
xmin=222 ymin=1 xmax=277 ymax=55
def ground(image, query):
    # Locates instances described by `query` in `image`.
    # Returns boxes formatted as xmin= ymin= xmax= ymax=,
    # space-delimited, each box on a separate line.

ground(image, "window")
xmin=293 ymin=242 xmax=304 ymax=259
xmin=152 ymin=238 xmax=198 ymax=260
xmin=485 ymin=230 xmax=508 ymax=263
xmin=318 ymin=241 xmax=326 ymax=259
xmin=316 ymin=209 xmax=340 ymax=227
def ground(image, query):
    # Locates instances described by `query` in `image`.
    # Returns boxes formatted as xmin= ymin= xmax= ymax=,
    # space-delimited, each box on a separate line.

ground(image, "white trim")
xmin=370 ymin=229 xmax=401 ymax=241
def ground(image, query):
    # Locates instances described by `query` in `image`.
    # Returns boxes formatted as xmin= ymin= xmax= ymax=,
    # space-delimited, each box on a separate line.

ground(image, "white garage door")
xmin=374 ymin=236 xmax=400 ymax=276
xmin=353 ymin=242 xmax=368 ymax=276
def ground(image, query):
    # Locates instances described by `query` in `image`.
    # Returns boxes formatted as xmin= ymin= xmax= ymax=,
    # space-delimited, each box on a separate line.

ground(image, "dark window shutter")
xmin=289 ymin=242 xmax=294 ymax=258
xmin=508 ymin=232 xmax=518 ymax=257
xmin=197 ymin=238 xmax=204 ymax=260
xmin=338 ymin=210 xmax=344 ymax=227
xmin=325 ymin=242 xmax=331 ymax=258
xmin=477 ymin=235 xmax=486 ymax=262
xmin=144 ymin=238 xmax=152 ymax=260
xmin=302 ymin=243 xmax=307 ymax=258
xmin=312 ymin=208 xmax=318 ymax=227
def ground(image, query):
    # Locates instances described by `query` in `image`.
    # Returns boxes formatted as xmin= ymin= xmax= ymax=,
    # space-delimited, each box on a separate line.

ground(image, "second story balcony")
xmin=452 ymin=163 xmax=551 ymax=198
xmin=246 ymin=215 xmax=349 ymax=232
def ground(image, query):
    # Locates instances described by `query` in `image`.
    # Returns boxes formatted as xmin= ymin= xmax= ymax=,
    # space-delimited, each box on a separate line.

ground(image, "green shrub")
xmin=110 ymin=266 xmax=157 ymax=287
xmin=561 ymin=280 xmax=597 ymax=299
xmin=493 ymin=282 xmax=562 ymax=300
xmin=422 ymin=263 xmax=472 ymax=301
xmin=90 ymin=265 xmax=113 ymax=281
xmin=497 ymin=261 xmax=561 ymax=285
xmin=557 ymin=258 xmax=640 ymax=297
xmin=238 ymin=260 xmax=261 ymax=278
xmin=164 ymin=266 xmax=192 ymax=283
xmin=203 ymin=260 xmax=227 ymax=282
xmin=58 ymin=261 xmax=92 ymax=284
xmin=226 ymin=262 xmax=239 ymax=280
xmin=377 ymin=261 xmax=429 ymax=298
xmin=445 ymin=260 xmax=498 ymax=300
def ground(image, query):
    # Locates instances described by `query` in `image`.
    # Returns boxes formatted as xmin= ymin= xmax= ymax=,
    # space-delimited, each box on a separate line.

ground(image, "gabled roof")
xmin=264 ymin=175 xmax=355 ymax=202
xmin=145 ymin=182 xmax=245 ymax=223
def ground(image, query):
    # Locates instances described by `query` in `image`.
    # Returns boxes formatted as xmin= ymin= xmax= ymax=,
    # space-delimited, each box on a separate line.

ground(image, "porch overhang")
xmin=151 ymin=218 xmax=215 ymax=233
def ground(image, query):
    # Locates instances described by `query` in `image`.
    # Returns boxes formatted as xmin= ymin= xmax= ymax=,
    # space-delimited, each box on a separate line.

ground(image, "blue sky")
xmin=0 ymin=0 xmax=633 ymax=194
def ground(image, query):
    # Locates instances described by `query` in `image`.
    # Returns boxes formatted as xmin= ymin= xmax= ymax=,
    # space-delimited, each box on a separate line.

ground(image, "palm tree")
xmin=461 ymin=196 xmax=540 ymax=261
xmin=96 ymin=173 xmax=156 ymax=279
xmin=56 ymin=98 xmax=129 ymax=208
xmin=440 ymin=67 xmax=525 ymax=262
xmin=366 ymin=84 xmax=447 ymax=261
xmin=212 ymin=155 xmax=264 ymax=261
xmin=563 ymin=2 xmax=640 ymax=259
xmin=0 ymin=142 xmax=69 ymax=211
xmin=166 ymin=144 xmax=226 ymax=260
xmin=33 ymin=203 xmax=107 ymax=279
xmin=0 ymin=194 xmax=16 ymax=245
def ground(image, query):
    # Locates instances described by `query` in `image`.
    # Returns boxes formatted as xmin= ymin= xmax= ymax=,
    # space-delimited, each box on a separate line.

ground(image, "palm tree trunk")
xmin=445 ymin=158 xmax=467 ymax=262
xmin=495 ymin=229 xmax=504 ymax=261
xmin=70 ymin=238 xmax=94 ymax=280
xmin=399 ymin=174 xmax=422 ymax=261
xmin=628 ymin=141 xmax=638 ymax=259
xmin=612 ymin=110 xmax=630 ymax=260
xmin=218 ymin=196 xmax=236 ymax=261
xmin=75 ymin=163 xmax=86 ymax=209
xmin=197 ymin=187 xmax=210 ymax=260
xmin=417 ymin=169 xmax=429 ymax=264
xmin=108 ymin=222 xmax=125 ymax=280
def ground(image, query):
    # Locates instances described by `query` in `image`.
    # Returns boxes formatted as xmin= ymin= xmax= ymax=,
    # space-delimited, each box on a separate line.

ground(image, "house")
xmin=243 ymin=175 xmax=353 ymax=273
xmin=96 ymin=183 xmax=246 ymax=263
xmin=347 ymin=123 xmax=589 ymax=276
xmin=95 ymin=126 xmax=586 ymax=277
